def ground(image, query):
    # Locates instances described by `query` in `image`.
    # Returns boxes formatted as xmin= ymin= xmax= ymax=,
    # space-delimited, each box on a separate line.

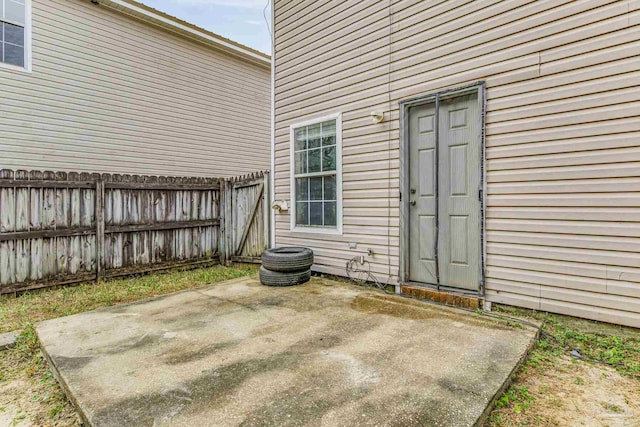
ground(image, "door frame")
xmin=398 ymin=82 xmax=486 ymax=295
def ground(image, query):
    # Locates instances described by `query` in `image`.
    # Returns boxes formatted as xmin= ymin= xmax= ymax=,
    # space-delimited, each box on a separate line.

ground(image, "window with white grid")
xmin=291 ymin=114 xmax=342 ymax=232
xmin=0 ymin=0 xmax=29 ymax=70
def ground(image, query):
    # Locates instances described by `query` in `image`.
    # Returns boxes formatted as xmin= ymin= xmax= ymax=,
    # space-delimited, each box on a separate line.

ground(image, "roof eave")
xmin=92 ymin=0 xmax=271 ymax=68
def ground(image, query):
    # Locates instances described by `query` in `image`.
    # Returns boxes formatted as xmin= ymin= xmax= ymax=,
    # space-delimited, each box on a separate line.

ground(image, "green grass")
xmin=0 ymin=264 xmax=258 ymax=426
xmin=494 ymin=306 xmax=640 ymax=377
xmin=494 ymin=385 xmax=535 ymax=414
xmin=0 ymin=264 xmax=258 ymax=334
xmin=0 ymin=324 xmax=74 ymax=426
xmin=487 ymin=305 xmax=640 ymax=426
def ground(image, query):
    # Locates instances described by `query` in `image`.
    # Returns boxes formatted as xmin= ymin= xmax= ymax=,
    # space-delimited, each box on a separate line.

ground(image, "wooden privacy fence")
xmin=0 ymin=169 xmax=269 ymax=293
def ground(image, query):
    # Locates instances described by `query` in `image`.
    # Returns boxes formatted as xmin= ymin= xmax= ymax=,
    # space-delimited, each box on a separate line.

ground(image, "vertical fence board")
xmin=29 ymin=170 xmax=43 ymax=281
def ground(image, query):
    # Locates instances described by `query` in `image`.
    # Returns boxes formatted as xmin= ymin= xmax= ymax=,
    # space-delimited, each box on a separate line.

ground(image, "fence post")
xmin=263 ymin=171 xmax=270 ymax=251
xmin=95 ymin=178 xmax=105 ymax=282
xmin=224 ymin=179 xmax=233 ymax=265
xmin=217 ymin=178 xmax=226 ymax=265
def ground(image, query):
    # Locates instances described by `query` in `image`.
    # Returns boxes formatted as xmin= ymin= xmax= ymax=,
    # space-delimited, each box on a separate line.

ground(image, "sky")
xmin=139 ymin=0 xmax=272 ymax=55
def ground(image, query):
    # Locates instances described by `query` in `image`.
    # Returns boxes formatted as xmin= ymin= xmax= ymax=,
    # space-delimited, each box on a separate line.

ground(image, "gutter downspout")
xmin=269 ymin=1 xmax=276 ymax=248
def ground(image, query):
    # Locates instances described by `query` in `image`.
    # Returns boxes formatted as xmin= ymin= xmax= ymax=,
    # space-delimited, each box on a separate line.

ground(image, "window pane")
xmin=309 ymin=202 xmax=323 ymax=225
xmin=294 ymin=127 xmax=306 ymax=151
xmin=322 ymin=146 xmax=336 ymax=172
xmin=4 ymin=43 xmax=23 ymax=67
xmin=309 ymin=177 xmax=323 ymax=201
xmin=295 ymin=178 xmax=308 ymax=201
xmin=294 ymin=151 xmax=307 ymax=174
xmin=321 ymin=120 xmax=335 ymax=137
xmin=324 ymin=202 xmax=337 ymax=226
xmin=322 ymin=134 xmax=335 ymax=147
xmin=5 ymin=0 xmax=25 ymax=26
xmin=308 ymin=148 xmax=321 ymax=173
xmin=296 ymin=202 xmax=309 ymax=226
xmin=323 ymin=176 xmax=336 ymax=201
xmin=308 ymin=123 xmax=321 ymax=149
xmin=4 ymin=23 xmax=24 ymax=46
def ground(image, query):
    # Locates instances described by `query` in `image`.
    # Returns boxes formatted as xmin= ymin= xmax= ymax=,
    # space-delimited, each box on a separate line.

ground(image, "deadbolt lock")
xmin=410 ymin=188 xmax=416 ymax=194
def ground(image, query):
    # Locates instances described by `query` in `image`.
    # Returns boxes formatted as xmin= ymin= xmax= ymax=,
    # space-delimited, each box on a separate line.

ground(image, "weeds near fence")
xmin=0 ymin=264 xmax=258 ymax=334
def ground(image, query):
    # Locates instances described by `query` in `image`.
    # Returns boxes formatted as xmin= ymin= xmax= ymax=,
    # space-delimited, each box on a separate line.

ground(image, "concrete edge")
xmin=37 ymin=328 xmax=92 ymax=427
xmin=473 ymin=325 xmax=541 ymax=427
xmin=0 ymin=330 xmax=20 ymax=351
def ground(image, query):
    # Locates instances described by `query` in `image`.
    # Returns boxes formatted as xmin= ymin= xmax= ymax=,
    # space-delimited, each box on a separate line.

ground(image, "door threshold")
xmin=400 ymin=282 xmax=481 ymax=310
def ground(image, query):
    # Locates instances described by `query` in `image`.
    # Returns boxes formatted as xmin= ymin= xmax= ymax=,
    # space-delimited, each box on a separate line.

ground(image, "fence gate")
xmin=221 ymin=172 xmax=270 ymax=263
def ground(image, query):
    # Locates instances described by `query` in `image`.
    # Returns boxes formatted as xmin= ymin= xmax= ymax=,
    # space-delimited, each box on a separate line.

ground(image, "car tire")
xmin=259 ymin=266 xmax=311 ymax=287
xmin=261 ymin=247 xmax=314 ymax=273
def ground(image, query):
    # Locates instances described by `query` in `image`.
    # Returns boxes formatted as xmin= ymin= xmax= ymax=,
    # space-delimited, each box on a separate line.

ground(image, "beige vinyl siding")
xmin=0 ymin=0 xmax=270 ymax=177
xmin=273 ymin=0 xmax=640 ymax=327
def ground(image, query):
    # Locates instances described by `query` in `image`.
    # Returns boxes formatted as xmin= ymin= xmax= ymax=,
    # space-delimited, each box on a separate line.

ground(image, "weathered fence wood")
xmin=96 ymin=179 xmax=105 ymax=281
xmin=228 ymin=173 xmax=269 ymax=262
xmin=235 ymin=183 xmax=264 ymax=256
xmin=0 ymin=169 xmax=270 ymax=293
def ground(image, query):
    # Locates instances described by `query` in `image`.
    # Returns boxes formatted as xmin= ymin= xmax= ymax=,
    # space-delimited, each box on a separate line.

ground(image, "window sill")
xmin=0 ymin=62 xmax=31 ymax=73
xmin=291 ymin=226 xmax=342 ymax=236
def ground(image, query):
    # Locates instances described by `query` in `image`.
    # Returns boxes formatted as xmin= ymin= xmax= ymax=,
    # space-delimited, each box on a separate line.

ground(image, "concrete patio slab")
xmin=37 ymin=276 xmax=537 ymax=427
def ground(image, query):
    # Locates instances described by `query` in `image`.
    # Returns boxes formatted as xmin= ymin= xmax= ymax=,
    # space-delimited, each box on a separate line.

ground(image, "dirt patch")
xmin=0 ymin=349 xmax=78 ymax=427
xmin=489 ymin=355 xmax=640 ymax=426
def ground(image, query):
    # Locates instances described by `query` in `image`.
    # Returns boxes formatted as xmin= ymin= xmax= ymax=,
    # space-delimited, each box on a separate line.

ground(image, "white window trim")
xmin=289 ymin=112 xmax=343 ymax=235
xmin=0 ymin=0 xmax=32 ymax=73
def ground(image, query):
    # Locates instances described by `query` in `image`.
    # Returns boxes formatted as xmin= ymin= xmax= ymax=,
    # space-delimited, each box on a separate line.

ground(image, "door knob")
xmin=410 ymin=200 xmax=416 ymax=206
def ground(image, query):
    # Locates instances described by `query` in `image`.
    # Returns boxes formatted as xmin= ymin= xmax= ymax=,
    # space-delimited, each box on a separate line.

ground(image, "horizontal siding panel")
xmin=390 ymin=1 xmax=623 ymax=80
xmin=487 ymin=117 xmax=640 ymax=147
xmin=488 ymin=178 xmax=640 ymax=195
xmin=487 ymin=133 xmax=640 ymax=160
xmin=488 ymin=162 xmax=640 ymax=182
xmin=488 ymin=219 xmax=640 ymax=238
xmin=277 ymin=1 xmax=387 ymax=58
xmin=0 ymin=140 xmax=267 ymax=175
xmin=487 ymin=287 xmax=640 ymax=327
xmin=485 ymin=289 xmax=542 ymax=310
xmin=390 ymin=6 xmax=628 ymax=94
xmin=488 ymin=231 xmax=640 ymax=253
xmin=541 ymin=22 xmax=640 ymax=63
xmin=488 ymin=254 xmax=640 ymax=283
xmin=487 ymin=266 xmax=640 ymax=299
xmin=489 ymin=55 xmax=640 ymax=100
xmin=488 ymin=243 xmax=640 ymax=268
xmin=488 ymin=146 xmax=640 ymax=170
xmin=539 ymin=298 xmax=640 ymax=328
xmin=487 ymin=86 xmax=639 ymax=124
xmin=487 ymin=207 xmax=640 ymax=222
xmin=486 ymin=102 xmax=640 ymax=136
xmin=488 ymin=71 xmax=640 ymax=112
xmin=540 ymin=39 xmax=640 ymax=76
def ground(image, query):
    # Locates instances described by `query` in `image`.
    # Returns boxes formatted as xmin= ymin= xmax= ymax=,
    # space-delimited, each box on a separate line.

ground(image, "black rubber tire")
xmin=261 ymin=247 xmax=314 ymax=273
xmin=259 ymin=266 xmax=311 ymax=287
